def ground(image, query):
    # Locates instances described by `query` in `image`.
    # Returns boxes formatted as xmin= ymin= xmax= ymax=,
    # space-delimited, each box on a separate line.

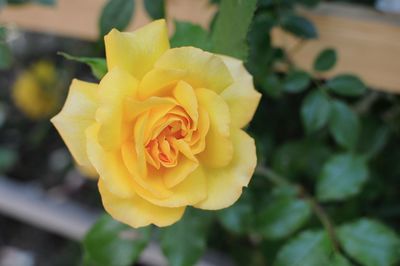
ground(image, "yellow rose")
xmin=12 ymin=60 xmax=60 ymax=119
xmin=51 ymin=19 xmax=261 ymax=228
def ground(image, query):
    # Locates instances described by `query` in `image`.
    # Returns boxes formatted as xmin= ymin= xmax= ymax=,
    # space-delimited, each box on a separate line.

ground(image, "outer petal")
xmin=139 ymin=47 xmax=233 ymax=98
xmin=86 ymin=123 xmax=136 ymax=198
xmin=196 ymin=88 xmax=233 ymax=168
xmin=51 ymin=79 xmax=97 ymax=173
xmin=104 ymin=19 xmax=170 ymax=80
xmin=219 ymin=55 xmax=261 ymax=128
xmin=140 ymin=167 xmax=207 ymax=208
xmin=196 ymin=88 xmax=230 ymax=136
xmin=195 ymin=129 xmax=257 ymax=210
xmin=96 ymin=67 xmax=138 ymax=151
xmin=99 ymin=179 xmax=185 ymax=228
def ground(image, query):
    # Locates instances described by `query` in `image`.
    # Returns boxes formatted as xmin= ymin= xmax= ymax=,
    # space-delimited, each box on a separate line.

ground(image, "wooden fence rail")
xmin=1 ymin=0 xmax=400 ymax=92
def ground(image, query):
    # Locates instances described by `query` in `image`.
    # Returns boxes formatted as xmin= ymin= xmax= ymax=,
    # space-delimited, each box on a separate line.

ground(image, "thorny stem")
xmin=255 ymin=165 xmax=340 ymax=252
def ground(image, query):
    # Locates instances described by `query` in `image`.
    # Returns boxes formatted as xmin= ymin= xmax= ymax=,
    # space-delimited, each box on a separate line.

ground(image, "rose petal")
xmin=104 ymin=19 xmax=170 ymax=79
xmin=124 ymin=96 xmax=176 ymax=122
xmin=173 ymin=81 xmax=198 ymax=127
xmin=163 ymin=156 xmax=199 ymax=188
xmin=121 ymin=141 xmax=173 ymax=198
xmin=96 ymin=67 xmax=138 ymax=151
xmin=195 ymin=129 xmax=257 ymax=210
xmin=196 ymin=88 xmax=230 ymax=136
xmin=139 ymin=47 xmax=233 ymax=98
xmin=51 ymin=79 xmax=97 ymax=173
xmin=140 ymin=166 xmax=207 ymax=208
xmin=86 ymin=123 xmax=136 ymax=198
xmin=219 ymin=55 xmax=262 ymax=128
xmin=196 ymin=88 xmax=233 ymax=168
xmin=99 ymin=179 xmax=185 ymax=228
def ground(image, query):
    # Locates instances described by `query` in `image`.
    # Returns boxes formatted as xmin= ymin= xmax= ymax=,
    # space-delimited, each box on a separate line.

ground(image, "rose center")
xmin=145 ymin=114 xmax=191 ymax=169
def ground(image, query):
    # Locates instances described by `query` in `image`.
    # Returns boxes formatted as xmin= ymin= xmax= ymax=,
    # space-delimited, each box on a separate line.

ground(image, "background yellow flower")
xmin=12 ymin=60 xmax=60 ymax=119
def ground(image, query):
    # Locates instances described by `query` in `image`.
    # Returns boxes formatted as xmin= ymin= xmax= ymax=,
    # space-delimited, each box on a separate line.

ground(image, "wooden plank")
xmin=0 ymin=175 xmax=233 ymax=266
xmin=1 ymin=1 xmax=400 ymax=92
xmin=0 ymin=0 xmax=216 ymax=40
xmin=272 ymin=3 xmax=400 ymax=93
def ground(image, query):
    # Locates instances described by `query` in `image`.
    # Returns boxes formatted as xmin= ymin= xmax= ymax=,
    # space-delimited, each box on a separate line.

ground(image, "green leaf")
xmin=357 ymin=118 xmax=389 ymax=160
xmin=160 ymin=208 xmax=212 ymax=266
xmin=217 ymin=191 xmax=253 ymax=234
xmin=283 ymin=70 xmax=311 ymax=93
xmin=260 ymin=73 xmax=282 ymax=98
xmin=257 ymin=187 xmax=311 ymax=240
xmin=0 ymin=147 xmax=17 ymax=173
xmin=301 ymin=90 xmax=331 ymax=134
xmin=0 ymin=42 xmax=12 ymax=70
xmin=317 ymin=153 xmax=368 ymax=201
xmin=272 ymin=139 xmax=332 ymax=180
xmin=338 ymin=219 xmax=400 ymax=266
xmin=170 ymin=21 xmax=210 ymax=51
xmin=329 ymin=100 xmax=360 ymax=150
xmin=281 ymin=15 xmax=318 ymax=39
xmin=298 ymin=0 xmax=321 ymax=8
xmin=260 ymin=73 xmax=281 ymax=98
xmin=274 ymin=230 xmax=333 ymax=266
xmin=211 ymin=0 xmax=257 ymax=60
xmin=58 ymin=52 xmax=107 ymax=79
xmin=6 ymin=0 xmax=29 ymax=4
xmin=144 ymin=0 xmax=164 ymax=19
xmin=327 ymin=74 xmax=366 ymax=96
xmin=313 ymin=48 xmax=337 ymax=72
xmin=331 ymin=254 xmax=353 ymax=266
xmin=84 ymin=214 xmax=151 ymax=266
xmin=99 ymin=0 xmax=134 ymax=37
xmin=34 ymin=0 xmax=56 ymax=5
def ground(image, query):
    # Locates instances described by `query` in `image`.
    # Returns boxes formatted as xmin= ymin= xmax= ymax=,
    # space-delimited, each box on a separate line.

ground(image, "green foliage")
xmin=160 ymin=208 xmax=212 ymax=266
xmin=329 ymin=100 xmax=360 ymax=149
xmin=317 ymin=153 xmax=368 ymax=201
xmin=314 ymin=48 xmax=337 ymax=72
xmin=260 ymin=73 xmax=282 ymax=98
xmin=301 ymin=90 xmax=331 ymax=134
xmin=357 ymin=118 xmax=389 ymax=159
xmin=0 ymin=147 xmax=17 ymax=173
xmin=34 ymin=0 xmax=56 ymax=5
xmin=58 ymin=52 xmax=107 ymax=79
xmin=170 ymin=21 xmax=210 ymax=51
xmin=211 ymin=0 xmax=257 ymax=60
xmin=217 ymin=191 xmax=253 ymax=234
xmin=0 ymin=27 xmax=11 ymax=70
xmin=274 ymin=230 xmax=333 ymax=266
xmin=0 ymin=41 xmax=11 ymax=70
xmin=327 ymin=74 xmax=366 ymax=96
xmin=272 ymin=139 xmax=331 ymax=179
xmin=99 ymin=0 xmax=134 ymax=37
xmin=338 ymin=219 xmax=400 ymax=266
xmin=144 ymin=0 xmax=164 ymax=19
xmin=83 ymin=214 xmax=151 ymax=266
xmin=283 ymin=70 xmax=311 ymax=93
xmin=281 ymin=15 xmax=318 ymax=39
xmin=256 ymin=187 xmax=311 ymax=240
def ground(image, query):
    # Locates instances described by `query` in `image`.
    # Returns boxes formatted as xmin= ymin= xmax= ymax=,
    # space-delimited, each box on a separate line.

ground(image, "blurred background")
xmin=0 ymin=0 xmax=400 ymax=265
